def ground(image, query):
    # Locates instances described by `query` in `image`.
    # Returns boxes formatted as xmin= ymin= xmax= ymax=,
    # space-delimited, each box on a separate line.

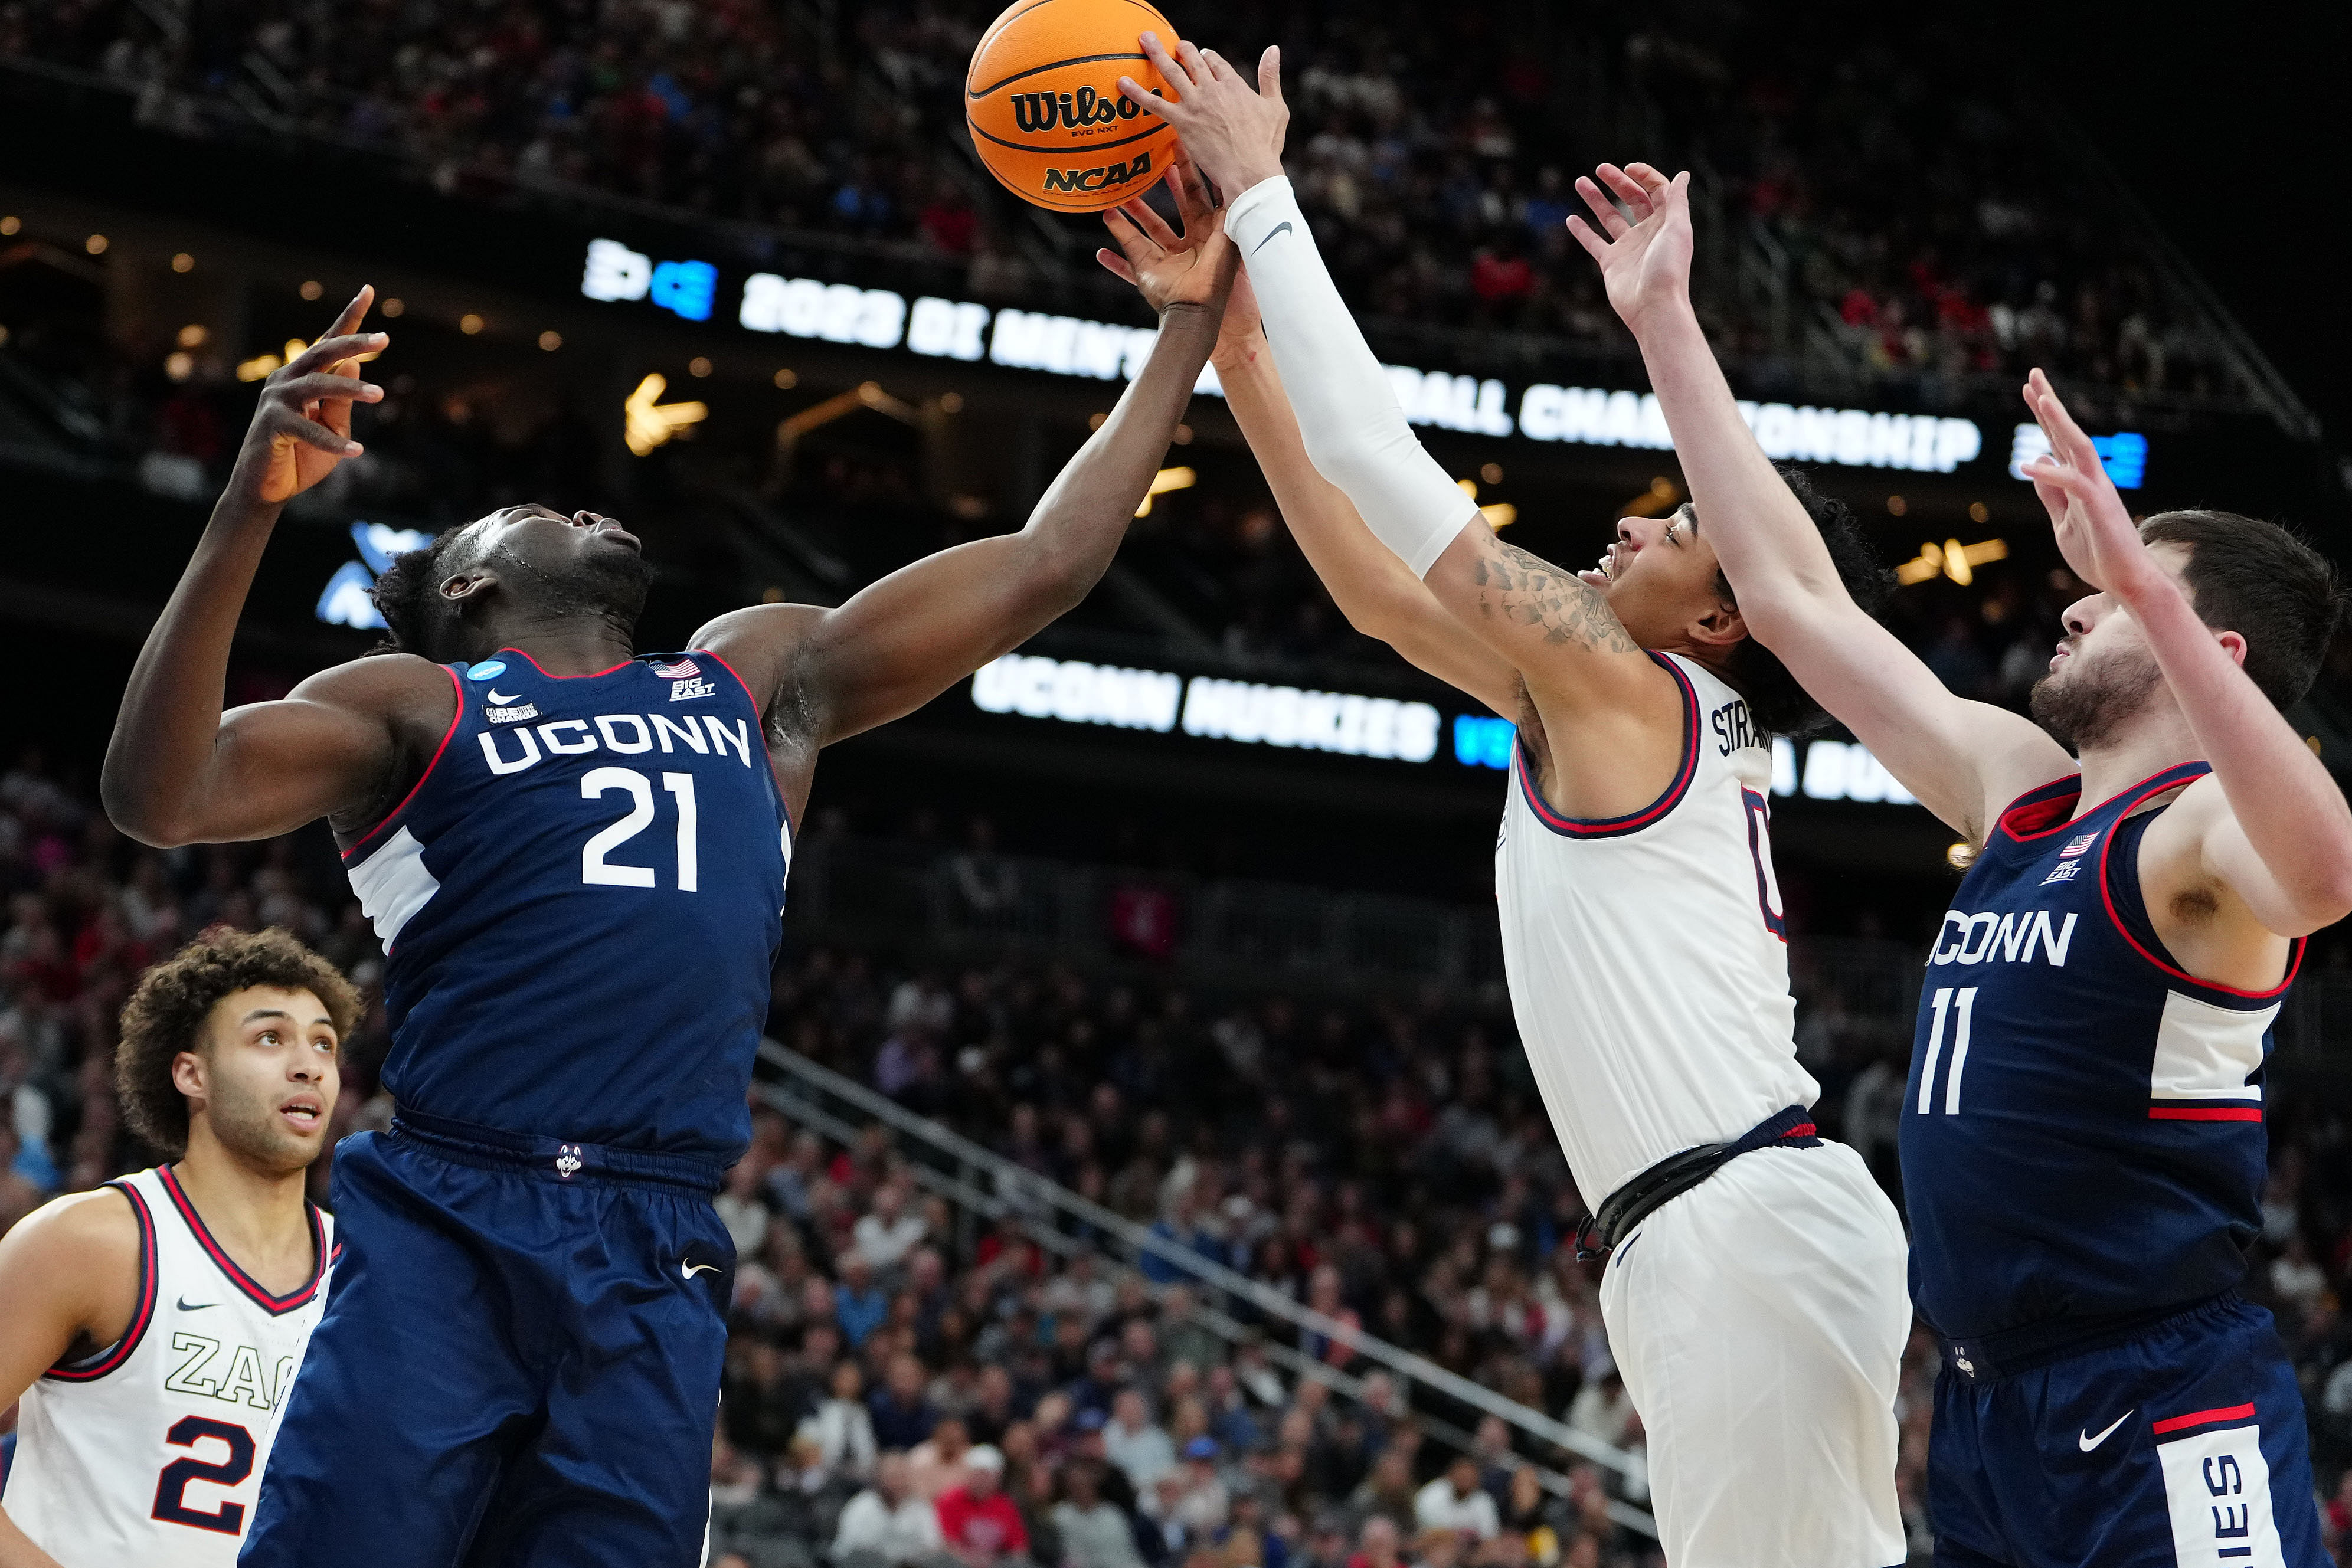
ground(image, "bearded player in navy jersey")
xmin=102 ymin=228 xmax=1235 ymax=1568
xmin=1574 ymin=164 xmax=2348 ymax=1564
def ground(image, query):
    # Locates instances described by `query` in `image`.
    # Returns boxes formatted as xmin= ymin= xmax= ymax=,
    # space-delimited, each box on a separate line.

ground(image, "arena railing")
xmin=753 ymin=1039 xmax=1661 ymax=1539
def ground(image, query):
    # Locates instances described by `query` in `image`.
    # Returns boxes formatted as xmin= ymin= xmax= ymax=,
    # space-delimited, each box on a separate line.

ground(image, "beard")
xmin=202 ymin=1075 xmax=323 ymax=1176
xmin=2029 ymin=641 xmax=2162 ymax=752
xmin=488 ymin=539 xmax=652 ymax=632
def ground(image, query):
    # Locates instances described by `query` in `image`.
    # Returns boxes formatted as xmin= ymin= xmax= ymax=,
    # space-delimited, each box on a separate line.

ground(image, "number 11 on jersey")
xmin=580 ymin=767 xmax=699 ymax=891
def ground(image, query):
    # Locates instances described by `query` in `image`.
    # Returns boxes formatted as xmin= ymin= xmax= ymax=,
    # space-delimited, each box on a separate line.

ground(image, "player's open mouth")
xmin=1577 ymin=542 xmax=1623 ymax=590
xmin=279 ymin=1096 xmax=324 ymax=1131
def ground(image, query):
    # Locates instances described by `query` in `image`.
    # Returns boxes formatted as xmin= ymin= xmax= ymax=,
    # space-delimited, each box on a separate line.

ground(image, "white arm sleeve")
xmin=1224 ymin=176 xmax=1480 ymax=579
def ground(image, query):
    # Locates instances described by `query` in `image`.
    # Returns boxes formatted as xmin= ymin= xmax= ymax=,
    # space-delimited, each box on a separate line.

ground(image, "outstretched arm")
xmin=1128 ymin=37 xmax=1664 ymax=730
xmin=1568 ymin=163 xmax=2071 ymax=839
xmin=2020 ymin=371 xmax=2352 ymax=934
xmin=102 ymin=289 xmax=456 ymax=847
xmin=698 ymin=227 xmax=1235 ymax=750
xmin=1096 ymin=159 xmax=1519 ymax=718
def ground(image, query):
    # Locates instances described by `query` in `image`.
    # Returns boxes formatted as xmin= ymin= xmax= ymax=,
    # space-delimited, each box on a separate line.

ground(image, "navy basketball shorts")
xmin=240 ymin=1112 xmax=735 ymax=1568
xmin=1928 ymin=1293 xmax=2328 ymax=1567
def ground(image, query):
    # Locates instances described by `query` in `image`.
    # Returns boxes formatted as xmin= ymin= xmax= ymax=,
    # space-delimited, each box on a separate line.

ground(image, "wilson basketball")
xmin=965 ymin=0 xmax=1184 ymax=212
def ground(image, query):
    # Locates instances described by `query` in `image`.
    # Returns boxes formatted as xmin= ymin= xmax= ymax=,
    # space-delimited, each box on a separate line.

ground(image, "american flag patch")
xmin=2059 ymin=832 xmax=2098 ymax=859
xmin=652 ymin=659 xmax=699 ymax=679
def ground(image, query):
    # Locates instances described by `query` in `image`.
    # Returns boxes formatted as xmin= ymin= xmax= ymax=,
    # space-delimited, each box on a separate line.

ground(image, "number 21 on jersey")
xmin=581 ymin=767 xmax=699 ymax=890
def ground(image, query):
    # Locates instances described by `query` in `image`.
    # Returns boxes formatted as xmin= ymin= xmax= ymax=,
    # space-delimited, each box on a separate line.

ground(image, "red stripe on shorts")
xmin=2151 ymin=1403 xmax=2256 ymax=1435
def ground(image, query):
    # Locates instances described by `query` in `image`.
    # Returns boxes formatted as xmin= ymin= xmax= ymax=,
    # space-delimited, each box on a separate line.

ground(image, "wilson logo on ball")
xmin=1042 ymin=150 xmax=1156 ymax=194
xmin=964 ymin=0 xmax=1185 ymax=212
xmin=1009 ymin=85 xmax=1156 ymax=132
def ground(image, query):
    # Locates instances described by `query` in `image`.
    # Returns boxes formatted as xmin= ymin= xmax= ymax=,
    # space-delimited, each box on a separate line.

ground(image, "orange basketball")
xmin=965 ymin=0 xmax=1184 ymax=213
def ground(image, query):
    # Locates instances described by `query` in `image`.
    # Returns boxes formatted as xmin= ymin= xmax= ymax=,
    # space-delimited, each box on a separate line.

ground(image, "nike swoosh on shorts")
xmin=2078 ymin=1410 xmax=2135 ymax=1451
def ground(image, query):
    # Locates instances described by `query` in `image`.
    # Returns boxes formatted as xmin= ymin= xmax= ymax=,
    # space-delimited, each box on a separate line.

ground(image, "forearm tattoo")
xmin=1470 ymin=539 xmax=1639 ymax=652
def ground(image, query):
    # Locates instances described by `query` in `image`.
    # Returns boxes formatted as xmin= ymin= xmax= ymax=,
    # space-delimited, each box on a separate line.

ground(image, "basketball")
xmin=964 ymin=0 xmax=1185 ymax=212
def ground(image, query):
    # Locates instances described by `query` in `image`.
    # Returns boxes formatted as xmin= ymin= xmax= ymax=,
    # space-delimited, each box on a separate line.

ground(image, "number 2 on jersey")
xmin=152 ymin=1415 xmax=254 ymax=1534
xmin=581 ymin=767 xmax=699 ymax=891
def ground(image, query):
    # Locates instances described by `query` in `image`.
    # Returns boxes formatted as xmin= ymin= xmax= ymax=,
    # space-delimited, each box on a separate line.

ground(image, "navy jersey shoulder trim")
xmin=1513 ymin=652 xmax=1699 ymax=840
xmin=2096 ymin=764 xmax=2301 ymax=1003
xmin=158 ymin=1165 xmax=331 ymax=1316
xmin=340 ymin=663 xmax=466 ymax=863
xmin=46 ymin=1179 xmax=156 ymax=1382
xmin=1993 ymin=771 xmax=2087 ymax=841
xmin=503 ymin=646 xmax=636 ymax=680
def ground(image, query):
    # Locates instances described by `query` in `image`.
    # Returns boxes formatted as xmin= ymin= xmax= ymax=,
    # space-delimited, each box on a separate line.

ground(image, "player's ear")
xmin=170 ymin=1047 xmax=207 ymax=1104
xmin=1690 ymin=595 xmax=1746 ymax=649
xmin=440 ymin=568 xmax=494 ymax=603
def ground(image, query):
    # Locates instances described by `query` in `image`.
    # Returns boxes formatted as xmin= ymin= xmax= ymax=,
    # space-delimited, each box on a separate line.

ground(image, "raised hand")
xmin=1564 ymin=162 xmax=1695 ymax=336
xmin=237 ymin=286 xmax=387 ymax=506
xmin=2019 ymin=368 xmax=2157 ymax=598
xmin=1118 ymin=35 xmax=1288 ymax=199
xmin=1095 ymin=150 xmax=1246 ymax=330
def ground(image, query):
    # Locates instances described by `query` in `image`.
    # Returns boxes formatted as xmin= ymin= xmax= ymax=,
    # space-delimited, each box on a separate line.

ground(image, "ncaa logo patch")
xmin=465 ymin=659 xmax=508 ymax=682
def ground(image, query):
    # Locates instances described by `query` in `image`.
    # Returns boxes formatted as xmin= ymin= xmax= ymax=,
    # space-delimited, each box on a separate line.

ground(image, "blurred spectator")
xmin=936 ymin=1445 xmax=1029 ymax=1568
xmin=1105 ymin=1389 xmax=1177 ymax=1493
xmin=857 ymin=1179 xmax=929 ymax=1271
xmin=1053 ymin=1459 xmax=1144 ymax=1568
xmin=803 ymin=1359 xmax=881 ymax=1481
xmin=1412 ymin=1455 xmax=1499 ymax=1541
xmin=872 ymin=1352 xmax=941 ymax=1452
xmin=836 ymin=1452 xmax=948 ymax=1568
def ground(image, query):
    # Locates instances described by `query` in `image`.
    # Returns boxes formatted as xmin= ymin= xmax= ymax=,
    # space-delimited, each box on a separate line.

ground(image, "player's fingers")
xmin=1258 ymin=45 xmax=1284 ymax=106
xmin=2027 ymin=371 xmax=2099 ymax=465
xmin=1118 ymin=75 xmax=1181 ymax=120
xmin=1094 ymin=247 xmax=1141 ymax=287
xmin=285 ymin=332 xmax=387 ymax=377
xmin=1573 ymin=176 xmax=1631 ymax=240
xmin=320 ymin=284 xmax=374 ymax=340
xmin=1100 ymin=205 xmax=1159 ymax=260
xmin=1132 ymin=195 xmax=1186 ymax=250
xmin=1563 ymin=214 xmax=1611 ymax=263
xmin=272 ymin=411 xmax=362 ymax=456
xmin=1170 ymin=146 xmax=1219 ymax=215
xmin=1137 ymin=32 xmax=1195 ymax=93
xmin=1597 ymin=163 xmax=1653 ymax=218
xmin=271 ymin=371 xmax=382 ymax=405
xmin=1173 ymin=37 xmax=1215 ymax=89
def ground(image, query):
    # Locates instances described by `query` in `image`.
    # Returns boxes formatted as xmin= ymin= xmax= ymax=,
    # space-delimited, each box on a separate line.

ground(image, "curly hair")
xmin=368 ymin=528 xmax=471 ymax=664
xmin=1706 ymin=466 xmax=1894 ymax=738
xmin=115 ymin=928 xmax=363 ymax=1157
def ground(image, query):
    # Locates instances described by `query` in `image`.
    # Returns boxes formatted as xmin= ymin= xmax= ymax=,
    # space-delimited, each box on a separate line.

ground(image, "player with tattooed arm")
xmin=1109 ymin=42 xmax=1911 ymax=1568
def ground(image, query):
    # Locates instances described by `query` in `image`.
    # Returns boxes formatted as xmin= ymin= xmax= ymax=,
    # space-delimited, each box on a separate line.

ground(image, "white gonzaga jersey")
xmin=4 ymin=1166 xmax=335 ymax=1567
xmin=1496 ymin=652 xmax=1818 ymax=1202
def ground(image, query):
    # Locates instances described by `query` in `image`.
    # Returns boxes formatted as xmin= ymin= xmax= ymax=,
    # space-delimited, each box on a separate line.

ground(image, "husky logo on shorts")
xmin=554 ymin=1144 xmax=584 ymax=1179
xmin=2154 ymin=1405 xmax=2279 ymax=1565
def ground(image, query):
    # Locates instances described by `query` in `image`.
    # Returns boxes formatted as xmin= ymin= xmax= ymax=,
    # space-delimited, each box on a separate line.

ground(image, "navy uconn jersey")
xmin=1901 ymin=762 xmax=2301 ymax=1348
xmin=342 ymin=648 xmax=790 ymax=1163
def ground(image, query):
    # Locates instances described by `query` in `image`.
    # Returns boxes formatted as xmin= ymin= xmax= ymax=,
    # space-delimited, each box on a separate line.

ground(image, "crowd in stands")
xmin=6 ymin=0 xmax=2249 ymax=401
xmin=3 ymin=746 xmax=2352 ymax=1563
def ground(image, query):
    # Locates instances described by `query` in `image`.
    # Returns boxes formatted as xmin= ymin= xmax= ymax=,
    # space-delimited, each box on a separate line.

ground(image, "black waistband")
xmin=388 ymin=1107 xmax=725 ymax=1192
xmin=1936 ymin=1289 xmax=2244 ymax=1384
xmin=1576 ymin=1104 xmax=1822 ymax=1259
